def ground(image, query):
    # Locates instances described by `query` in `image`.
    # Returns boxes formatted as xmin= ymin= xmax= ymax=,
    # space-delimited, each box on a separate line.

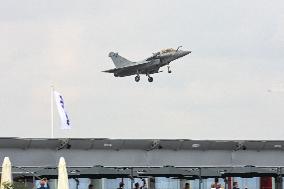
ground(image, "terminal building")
xmin=1 ymin=138 xmax=284 ymax=189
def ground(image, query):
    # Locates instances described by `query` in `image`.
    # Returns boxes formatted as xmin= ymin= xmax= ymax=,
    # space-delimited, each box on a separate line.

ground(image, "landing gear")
xmin=167 ymin=65 xmax=172 ymax=73
xmin=146 ymin=73 xmax=153 ymax=82
xmin=135 ymin=75 xmax=140 ymax=82
xmin=134 ymin=72 xmax=154 ymax=82
xmin=135 ymin=70 xmax=140 ymax=82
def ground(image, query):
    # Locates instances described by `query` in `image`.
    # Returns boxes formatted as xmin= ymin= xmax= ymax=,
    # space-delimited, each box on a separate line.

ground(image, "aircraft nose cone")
xmin=179 ymin=50 xmax=191 ymax=57
xmin=184 ymin=50 xmax=191 ymax=55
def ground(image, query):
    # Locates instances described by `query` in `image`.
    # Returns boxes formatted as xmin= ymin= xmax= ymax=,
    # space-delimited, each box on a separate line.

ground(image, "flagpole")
xmin=51 ymin=84 xmax=54 ymax=138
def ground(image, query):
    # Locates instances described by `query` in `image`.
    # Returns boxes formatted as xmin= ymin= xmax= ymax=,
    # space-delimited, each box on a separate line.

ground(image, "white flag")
xmin=54 ymin=91 xmax=71 ymax=129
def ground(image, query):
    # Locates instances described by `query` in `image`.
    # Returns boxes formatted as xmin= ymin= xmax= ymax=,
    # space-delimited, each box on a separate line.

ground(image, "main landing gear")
xmin=135 ymin=75 xmax=140 ymax=82
xmin=134 ymin=73 xmax=153 ymax=82
xmin=147 ymin=74 xmax=153 ymax=82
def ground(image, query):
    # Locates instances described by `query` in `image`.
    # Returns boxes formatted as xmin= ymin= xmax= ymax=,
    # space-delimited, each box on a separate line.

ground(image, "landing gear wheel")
xmin=135 ymin=75 xmax=140 ymax=82
xmin=148 ymin=77 xmax=153 ymax=82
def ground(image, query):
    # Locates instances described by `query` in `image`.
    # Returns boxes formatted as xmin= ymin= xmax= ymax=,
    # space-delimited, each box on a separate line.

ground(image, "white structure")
xmin=58 ymin=157 xmax=69 ymax=189
xmin=0 ymin=157 xmax=12 ymax=189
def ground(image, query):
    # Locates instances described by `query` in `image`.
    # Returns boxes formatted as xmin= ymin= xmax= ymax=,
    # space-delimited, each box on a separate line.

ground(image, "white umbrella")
xmin=57 ymin=157 xmax=69 ymax=189
xmin=0 ymin=157 xmax=12 ymax=189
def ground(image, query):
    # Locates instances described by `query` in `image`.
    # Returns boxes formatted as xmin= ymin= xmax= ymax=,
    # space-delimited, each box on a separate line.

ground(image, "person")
xmin=118 ymin=182 xmax=125 ymax=189
xmin=211 ymin=178 xmax=223 ymax=189
xmin=217 ymin=183 xmax=222 ymax=189
xmin=184 ymin=183 xmax=190 ymax=189
xmin=141 ymin=179 xmax=148 ymax=189
xmin=233 ymin=182 xmax=239 ymax=189
xmin=89 ymin=184 xmax=94 ymax=189
xmin=37 ymin=178 xmax=49 ymax=189
xmin=134 ymin=182 xmax=140 ymax=189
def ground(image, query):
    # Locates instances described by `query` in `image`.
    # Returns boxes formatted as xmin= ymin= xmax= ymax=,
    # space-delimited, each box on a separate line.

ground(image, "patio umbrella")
xmin=0 ymin=157 xmax=12 ymax=189
xmin=57 ymin=157 xmax=69 ymax=189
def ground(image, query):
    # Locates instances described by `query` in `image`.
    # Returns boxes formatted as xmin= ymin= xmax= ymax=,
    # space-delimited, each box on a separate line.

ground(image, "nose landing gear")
xmin=167 ymin=65 xmax=172 ymax=73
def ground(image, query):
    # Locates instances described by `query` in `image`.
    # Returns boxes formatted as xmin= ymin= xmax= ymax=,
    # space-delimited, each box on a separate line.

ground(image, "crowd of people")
xmin=36 ymin=178 xmax=147 ymax=189
xmin=36 ymin=177 xmax=245 ymax=189
xmin=117 ymin=178 xmax=147 ymax=189
xmin=210 ymin=178 xmax=246 ymax=189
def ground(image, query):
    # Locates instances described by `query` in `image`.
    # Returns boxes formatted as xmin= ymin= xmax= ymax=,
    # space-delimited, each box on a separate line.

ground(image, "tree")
xmin=2 ymin=182 xmax=29 ymax=189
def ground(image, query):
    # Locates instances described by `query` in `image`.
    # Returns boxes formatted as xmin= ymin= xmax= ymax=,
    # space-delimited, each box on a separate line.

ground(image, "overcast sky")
xmin=0 ymin=0 xmax=284 ymax=139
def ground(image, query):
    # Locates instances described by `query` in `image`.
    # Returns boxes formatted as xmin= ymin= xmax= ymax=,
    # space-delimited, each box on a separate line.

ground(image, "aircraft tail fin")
xmin=109 ymin=52 xmax=134 ymax=68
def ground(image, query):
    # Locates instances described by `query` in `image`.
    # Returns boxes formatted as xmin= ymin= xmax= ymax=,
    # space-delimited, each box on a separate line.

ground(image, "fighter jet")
xmin=102 ymin=46 xmax=191 ymax=82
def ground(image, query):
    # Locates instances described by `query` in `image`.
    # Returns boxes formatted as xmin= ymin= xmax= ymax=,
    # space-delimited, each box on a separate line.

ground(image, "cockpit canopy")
xmin=160 ymin=48 xmax=176 ymax=54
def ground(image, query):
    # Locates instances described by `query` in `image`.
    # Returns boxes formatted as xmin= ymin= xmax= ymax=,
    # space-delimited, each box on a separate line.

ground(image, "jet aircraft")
xmin=102 ymin=46 xmax=191 ymax=82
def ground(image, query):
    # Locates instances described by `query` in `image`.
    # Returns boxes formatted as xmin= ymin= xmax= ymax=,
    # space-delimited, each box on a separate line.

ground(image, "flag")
xmin=54 ymin=91 xmax=71 ymax=129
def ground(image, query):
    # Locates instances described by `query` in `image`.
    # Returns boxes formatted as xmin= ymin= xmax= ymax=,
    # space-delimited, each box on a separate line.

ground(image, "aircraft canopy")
xmin=160 ymin=48 xmax=176 ymax=53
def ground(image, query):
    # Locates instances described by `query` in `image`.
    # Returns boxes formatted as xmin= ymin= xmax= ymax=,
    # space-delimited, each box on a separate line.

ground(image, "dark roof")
xmin=8 ymin=166 xmax=284 ymax=179
xmin=0 ymin=138 xmax=284 ymax=151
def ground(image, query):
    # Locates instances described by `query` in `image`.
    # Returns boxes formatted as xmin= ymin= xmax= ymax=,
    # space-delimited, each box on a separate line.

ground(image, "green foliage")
xmin=2 ymin=182 xmax=29 ymax=189
xmin=2 ymin=182 xmax=13 ymax=189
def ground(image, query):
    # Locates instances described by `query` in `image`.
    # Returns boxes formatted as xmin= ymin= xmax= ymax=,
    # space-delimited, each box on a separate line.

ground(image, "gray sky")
xmin=0 ymin=0 xmax=284 ymax=139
